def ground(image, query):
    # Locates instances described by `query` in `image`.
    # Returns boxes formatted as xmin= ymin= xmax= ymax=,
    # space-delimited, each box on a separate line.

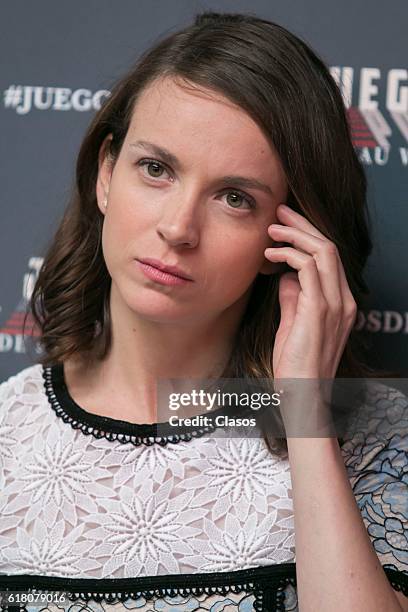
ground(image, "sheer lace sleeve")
xmin=340 ymin=381 xmax=408 ymax=598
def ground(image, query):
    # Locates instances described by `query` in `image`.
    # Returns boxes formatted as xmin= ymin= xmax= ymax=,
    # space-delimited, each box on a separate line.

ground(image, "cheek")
xmin=100 ymin=207 xmax=133 ymax=274
xmin=100 ymin=218 xmax=116 ymax=278
xmin=207 ymin=235 xmax=266 ymax=291
xmin=102 ymin=196 xmax=146 ymax=255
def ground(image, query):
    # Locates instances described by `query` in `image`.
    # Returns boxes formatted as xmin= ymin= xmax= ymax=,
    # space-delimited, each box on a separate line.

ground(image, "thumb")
xmin=278 ymin=271 xmax=300 ymax=331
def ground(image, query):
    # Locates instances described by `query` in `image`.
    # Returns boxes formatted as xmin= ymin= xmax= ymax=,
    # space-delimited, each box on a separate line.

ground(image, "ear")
xmin=96 ymin=134 xmax=114 ymax=216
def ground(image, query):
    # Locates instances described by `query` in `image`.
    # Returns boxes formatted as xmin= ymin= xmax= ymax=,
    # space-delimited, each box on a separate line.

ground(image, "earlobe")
xmin=97 ymin=189 xmax=109 ymax=216
xmin=97 ymin=188 xmax=110 ymax=216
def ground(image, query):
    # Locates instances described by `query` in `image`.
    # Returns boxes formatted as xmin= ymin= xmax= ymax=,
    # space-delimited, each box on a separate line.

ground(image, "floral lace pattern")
xmin=341 ymin=382 xmax=408 ymax=577
xmin=0 ymin=365 xmax=295 ymax=578
xmin=0 ymin=364 xmax=407 ymax=611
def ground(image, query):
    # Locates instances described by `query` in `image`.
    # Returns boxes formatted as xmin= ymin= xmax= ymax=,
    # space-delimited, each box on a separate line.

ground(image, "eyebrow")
xmin=129 ymin=140 xmax=275 ymax=197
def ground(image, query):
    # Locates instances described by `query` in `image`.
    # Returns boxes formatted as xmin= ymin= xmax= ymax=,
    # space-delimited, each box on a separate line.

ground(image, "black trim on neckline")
xmin=42 ymin=364 xmax=258 ymax=446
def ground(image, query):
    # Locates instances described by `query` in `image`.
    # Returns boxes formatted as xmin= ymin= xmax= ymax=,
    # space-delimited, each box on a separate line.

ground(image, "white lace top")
xmin=0 ymin=363 xmax=407 ymax=611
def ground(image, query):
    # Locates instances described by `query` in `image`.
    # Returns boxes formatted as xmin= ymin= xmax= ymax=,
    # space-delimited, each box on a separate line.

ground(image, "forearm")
xmin=287 ymin=435 xmax=404 ymax=611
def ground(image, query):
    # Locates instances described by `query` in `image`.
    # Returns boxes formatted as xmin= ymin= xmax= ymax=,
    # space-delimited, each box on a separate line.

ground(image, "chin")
xmin=125 ymin=295 xmax=197 ymax=323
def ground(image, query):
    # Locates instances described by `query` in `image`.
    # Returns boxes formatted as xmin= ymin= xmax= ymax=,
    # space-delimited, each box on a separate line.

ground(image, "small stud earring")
xmin=103 ymin=195 xmax=107 ymax=208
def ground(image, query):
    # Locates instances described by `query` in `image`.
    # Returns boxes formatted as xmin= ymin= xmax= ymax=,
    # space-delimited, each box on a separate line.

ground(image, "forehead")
xmin=125 ymin=76 xmax=282 ymax=171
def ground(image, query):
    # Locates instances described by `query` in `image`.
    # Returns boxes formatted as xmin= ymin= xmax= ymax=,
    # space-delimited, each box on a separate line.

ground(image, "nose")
xmin=156 ymin=192 xmax=201 ymax=248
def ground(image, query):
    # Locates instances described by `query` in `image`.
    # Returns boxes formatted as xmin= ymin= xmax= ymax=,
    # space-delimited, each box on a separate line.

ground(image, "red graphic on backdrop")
xmin=0 ymin=310 xmax=40 ymax=337
xmin=347 ymin=107 xmax=378 ymax=149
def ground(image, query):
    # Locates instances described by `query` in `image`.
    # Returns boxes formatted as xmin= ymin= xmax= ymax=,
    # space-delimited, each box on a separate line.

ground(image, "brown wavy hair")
xmin=24 ymin=11 xmax=400 ymax=458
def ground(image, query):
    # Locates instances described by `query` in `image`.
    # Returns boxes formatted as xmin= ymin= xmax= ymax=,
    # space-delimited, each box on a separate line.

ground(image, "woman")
xmin=0 ymin=10 xmax=407 ymax=611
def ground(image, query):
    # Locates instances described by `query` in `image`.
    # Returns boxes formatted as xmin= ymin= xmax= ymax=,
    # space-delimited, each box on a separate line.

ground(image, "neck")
xmin=64 ymin=283 xmax=251 ymax=423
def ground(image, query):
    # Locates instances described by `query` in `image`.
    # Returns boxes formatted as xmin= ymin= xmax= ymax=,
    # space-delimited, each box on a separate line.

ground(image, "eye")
xmin=137 ymin=158 xmax=171 ymax=180
xmin=136 ymin=158 xmax=256 ymax=210
xmin=220 ymin=190 xmax=256 ymax=210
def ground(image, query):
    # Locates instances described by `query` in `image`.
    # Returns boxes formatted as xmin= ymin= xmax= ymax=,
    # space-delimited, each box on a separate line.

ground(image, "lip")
xmin=136 ymin=258 xmax=194 ymax=286
xmin=137 ymin=258 xmax=193 ymax=281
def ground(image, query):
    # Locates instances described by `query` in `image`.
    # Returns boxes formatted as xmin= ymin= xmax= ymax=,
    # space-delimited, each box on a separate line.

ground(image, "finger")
xmin=278 ymin=271 xmax=301 ymax=332
xmin=276 ymin=204 xmax=329 ymax=240
xmin=275 ymin=205 xmax=354 ymax=307
xmin=264 ymin=246 xmax=324 ymax=307
xmin=268 ymin=225 xmax=342 ymax=310
xmin=273 ymin=272 xmax=300 ymax=371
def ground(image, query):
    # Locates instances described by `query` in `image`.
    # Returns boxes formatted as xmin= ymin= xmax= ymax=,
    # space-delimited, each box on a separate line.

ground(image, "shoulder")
xmin=0 ymin=363 xmax=45 ymax=411
xmin=340 ymin=381 xmax=408 ymax=576
xmin=340 ymin=380 xmax=408 ymax=467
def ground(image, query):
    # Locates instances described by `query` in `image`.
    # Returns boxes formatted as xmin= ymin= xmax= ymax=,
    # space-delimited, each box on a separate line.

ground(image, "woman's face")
xmin=96 ymin=76 xmax=288 ymax=325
